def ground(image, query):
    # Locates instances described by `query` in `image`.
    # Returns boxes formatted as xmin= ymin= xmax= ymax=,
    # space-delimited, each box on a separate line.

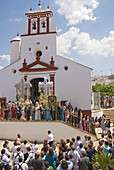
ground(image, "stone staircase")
xmin=103 ymin=109 xmax=114 ymax=126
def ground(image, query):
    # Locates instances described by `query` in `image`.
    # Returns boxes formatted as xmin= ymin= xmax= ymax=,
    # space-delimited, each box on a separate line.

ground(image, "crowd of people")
xmin=0 ymin=102 xmax=112 ymax=136
xmin=0 ymin=130 xmax=113 ymax=170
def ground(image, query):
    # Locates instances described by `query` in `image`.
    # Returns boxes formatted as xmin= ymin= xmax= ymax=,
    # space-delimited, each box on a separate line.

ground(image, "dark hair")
xmin=14 ymin=142 xmax=17 ymax=146
xmin=105 ymin=141 xmax=109 ymax=146
xmin=1 ymin=149 xmax=5 ymax=155
xmin=66 ymin=139 xmax=70 ymax=143
xmin=109 ymin=143 xmax=112 ymax=147
xmin=61 ymin=160 xmax=68 ymax=170
xmin=101 ymin=134 xmax=104 ymax=138
xmin=24 ymin=140 xmax=27 ymax=144
xmin=65 ymin=154 xmax=69 ymax=161
xmin=79 ymin=143 xmax=83 ymax=148
xmin=48 ymin=131 xmax=51 ymax=134
xmin=17 ymin=134 xmax=21 ymax=138
xmin=88 ymin=136 xmax=91 ymax=141
xmin=71 ymin=138 xmax=75 ymax=143
xmin=49 ymin=148 xmax=54 ymax=157
xmin=34 ymin=140 xmax=38 ymax=144
xmin=77 ymin=136 xmax=80 ymax=140
xmin=17 ymin=147 xmax=21 ymax=152
xmin=3 ymin=143 xmax=7 ymax=148
xmin=27 ymin=147 xmax=31 ymax=152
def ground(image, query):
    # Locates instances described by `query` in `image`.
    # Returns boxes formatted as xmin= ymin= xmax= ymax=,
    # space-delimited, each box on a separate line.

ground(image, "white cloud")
xmin=57 ymin=27 xmax=114 ymax=57
xmin=0 ymin=66 xmax=3 ymax=70
xmin=55 ymin=0 xmax=99 ymax=25
xmin=14 ymin=17 xmax=23 ymax=22
xmin=9 ymin=17 xmax=23 ymax=23
xmin=0 ymin=55 xmax=10 ymax=61
xmin=57 ymin=29 xmax=62 ymax=33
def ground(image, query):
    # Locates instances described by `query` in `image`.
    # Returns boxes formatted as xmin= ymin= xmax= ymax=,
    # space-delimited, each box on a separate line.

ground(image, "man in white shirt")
xmin=25 ymin=147 xmax=34 ymax=167
xmin=47 ymin=131 xmax=54 ymax=147
xmin=83 ymin=135 xmax=88 ymax=146
xmin=0 ymin=149 xmax=11 ymax=169
xmin=74 ymin=136 xmax=82 ymax=149
xmin=13 ymin=147 xmax=24 ymax=165
xmin=32 ymin=140 xmax=38 ymax=154
xmin=14 ymin=157 xmax=28 ymax=170
xmin=21 ymin=140 xmax=30 ymax=162
xmin=2 ymin=143 xmax=11 ymax=157
xmin=77 ymin=143 xmax=86 ymax=157
xmin=10 ymin=142 xmax=21 ymax=156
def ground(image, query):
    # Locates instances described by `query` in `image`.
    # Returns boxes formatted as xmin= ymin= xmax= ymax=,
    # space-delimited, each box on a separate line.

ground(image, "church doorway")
xmin=30 ymin=78 xmax=44 ymax=102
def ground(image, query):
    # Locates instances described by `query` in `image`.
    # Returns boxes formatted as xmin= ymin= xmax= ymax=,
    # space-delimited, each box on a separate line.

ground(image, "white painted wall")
xmin=55 ymin=55 xmax=91 ymax=110
xmin=11 ymin=41 xmax=21 ymax=64
xmin=20 ymin=34 xmax=56 ymax=65
xmin=0 ymin=121 xmax=96 ymax=142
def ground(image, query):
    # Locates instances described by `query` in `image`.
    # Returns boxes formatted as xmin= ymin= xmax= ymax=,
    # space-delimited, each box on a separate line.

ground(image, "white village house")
xmin=0 ymin=4 xmax=92 ymax=116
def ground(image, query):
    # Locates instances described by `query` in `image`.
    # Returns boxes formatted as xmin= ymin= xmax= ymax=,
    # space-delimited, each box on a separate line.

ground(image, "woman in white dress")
xmin=35 ymin=102 xmax=40 ymax=120
xmin=20 ymin=104 xmax=26 ymax=120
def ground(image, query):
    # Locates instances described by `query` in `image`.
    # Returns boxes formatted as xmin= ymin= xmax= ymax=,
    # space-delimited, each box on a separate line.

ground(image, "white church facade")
xmin=0 ymin=4 xmax=92 ymax=116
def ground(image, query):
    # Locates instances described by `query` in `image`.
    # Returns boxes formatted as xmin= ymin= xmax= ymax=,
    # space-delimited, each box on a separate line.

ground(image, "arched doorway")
xmin=30 ymin=78 xmax=44 ymax=101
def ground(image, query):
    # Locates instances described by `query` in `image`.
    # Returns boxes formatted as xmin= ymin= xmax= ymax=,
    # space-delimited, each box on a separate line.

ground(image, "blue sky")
xmin=0 ymin=0 xmax=114 ymax=76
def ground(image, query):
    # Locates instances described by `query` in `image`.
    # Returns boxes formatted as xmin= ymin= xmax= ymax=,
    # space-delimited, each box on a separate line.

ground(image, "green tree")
xmin=92 ymin=83 xmax=114 ymax=97
xmin=91 ymin=152 xmax=114 ymax=170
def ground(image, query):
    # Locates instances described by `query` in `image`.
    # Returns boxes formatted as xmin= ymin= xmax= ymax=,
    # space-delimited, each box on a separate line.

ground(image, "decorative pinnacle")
xmin=38 ymin=0 xmax=41 ymax=6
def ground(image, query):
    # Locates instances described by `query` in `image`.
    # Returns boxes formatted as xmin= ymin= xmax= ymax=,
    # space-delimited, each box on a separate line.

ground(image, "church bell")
xmin=32 ymin=22 xmax=36 ymax=30
xmin=42 ymin=21 xmax=46 ymax=28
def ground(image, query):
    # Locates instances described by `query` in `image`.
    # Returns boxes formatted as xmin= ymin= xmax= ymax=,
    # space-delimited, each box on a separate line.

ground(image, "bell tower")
xmin=21 ymin=3 xmax=57 ymax=64
xmin=22 ymin=3 xmax=56 ymax=36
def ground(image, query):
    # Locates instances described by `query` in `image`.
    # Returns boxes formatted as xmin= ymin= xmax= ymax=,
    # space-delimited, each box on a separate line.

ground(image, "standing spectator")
xmin=21 ymin=140 xmax=30 ymax=162
xmin=61 ymin=105 xmax=65 ymax=121
xmin=78 ymin=151 xmax=89 ymax=170
xmin=86 ymin=144 xmax=96 ymax=170
xmin=69 ymin=145 xmax=80 ymax=170
xmin=35 ymin=102 xmax=40 ymax=121
xmin=74 ymin=136 xmax=82 ymax=149
xmin=45 ymin=148 xmax=57 ymax=170
xmin=102 ymin=141 xmax=110 ymax=154
xmin=14 ymin=156 xmax=28 ymax=170
xmin=83 ymin=135 xmax=88 ymax=147
xmin=31 ymin=152 xmax=45 ymax=170
xmin=32 ymin=140 xmax=38 ymax=154
xmin=101 ymin=117 xmax=107 ymax=134
xmin=20 ymin=103 xmax=26 ymax=120
xmin=57 ymin=102 xmax=61 ymax=120
xmin=8 ymin=104 xmax=12 ymax=120
xmin=11 ymin=103 xmax=16 ymax=120
xmin=45 ymin=104 xmax=51 ymax=121
xmin=0 ymin=149 xmax=10 ymax=170
xmin=4 ymin=104 xmax=9 ymax=120
xmin=13 ymin=147 xmax=24 ymax=165
xmin=31 ymin=104 xmax=35 ymax=120
xmin=25 ymin=104 xmax=31 ymax=121
xmin=16 ymin=103 xmax=21 ymax=120
xmin=77 ymin=143 xmax=86 ymax=157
